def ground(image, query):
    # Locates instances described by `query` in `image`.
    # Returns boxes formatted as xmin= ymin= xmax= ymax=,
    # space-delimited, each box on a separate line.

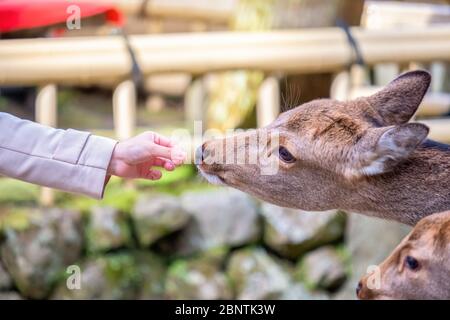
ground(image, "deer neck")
xmin=345 ymin=140 xmax=450 ymax=225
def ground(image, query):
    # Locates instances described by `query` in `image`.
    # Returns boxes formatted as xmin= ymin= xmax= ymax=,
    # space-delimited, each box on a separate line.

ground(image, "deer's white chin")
xmin=197 ymin=167 xmax=225 ymax=186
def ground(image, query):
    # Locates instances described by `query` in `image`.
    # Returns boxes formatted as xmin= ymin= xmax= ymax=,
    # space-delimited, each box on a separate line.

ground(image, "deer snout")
xmin=198 ymin=139 xmax=227 ymax=167
xmin=196 ymin=140 xmax=229 ymax=185
xmin=195 ymin=144 xmax=205 ymax=164
xmin=356 ymin=275 xmax=380 ymax=300
xmin=356 ymin=278 xmax=371 ymax=299
xmin=356 ymin=280 xmax=363 ymax=297
xmin=195 ymin=142 xmax=217 ymax=165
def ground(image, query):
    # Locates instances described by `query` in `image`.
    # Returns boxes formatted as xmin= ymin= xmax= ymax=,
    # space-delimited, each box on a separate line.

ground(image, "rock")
xmin=262 ymin=203 xmax=346 ymax=259
xmin=296 ymin=246 xmax=347 ymax=291
xmin=334 ymin=213 xmax=411 ymax=300
xmin=0 ymin=292 xmax=23 ymax=300
xmin=134 ymin=251 xmax=167 ymax=299
xmin=165 ymin=255 xmax=232 ymax=300
xmin=1 ymin=208 xmax=83 ymax=299
xmin=86 ymin=206 xmax=131 ymax=252
xmin=0 ymin=260 xmax=13 ymax=291
xmin=226 ymin=248 xmax=291 ymax=300
xmin=162 ymin=188 xmax=260 ymax=255
xmin=195 ymin=246 xmax=230 ymax=266
xmin=53 ymin=251 xmax=166 ymax=300
xmin=132 ymin=194 xmax=190 ymax=247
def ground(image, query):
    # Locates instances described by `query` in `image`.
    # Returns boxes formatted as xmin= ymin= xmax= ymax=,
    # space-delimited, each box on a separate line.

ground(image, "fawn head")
xmin=197 ymin=71 xmax=431 ymax=211
xmin=357 ymin=210 xmax=450 ymax=300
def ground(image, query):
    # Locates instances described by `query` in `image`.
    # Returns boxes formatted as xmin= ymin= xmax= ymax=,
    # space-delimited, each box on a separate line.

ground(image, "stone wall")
xmin=0 ymin=186 xmax=409 ymax=300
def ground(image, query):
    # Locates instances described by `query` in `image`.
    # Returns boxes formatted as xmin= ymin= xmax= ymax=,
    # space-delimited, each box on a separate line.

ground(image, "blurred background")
xmin=0 ymin=0 xmax=449 ymax=300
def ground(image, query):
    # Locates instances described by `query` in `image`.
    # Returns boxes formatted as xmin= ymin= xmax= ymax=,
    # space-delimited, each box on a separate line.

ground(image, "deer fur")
xmin=357 ymin=210 xmax=450 ymax=300
xmin=198 ymin=71 xmax=450 ymax=225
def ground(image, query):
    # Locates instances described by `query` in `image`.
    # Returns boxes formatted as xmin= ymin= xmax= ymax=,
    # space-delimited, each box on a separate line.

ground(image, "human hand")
xmin=107 ymin=131 xmax=186 ymax=180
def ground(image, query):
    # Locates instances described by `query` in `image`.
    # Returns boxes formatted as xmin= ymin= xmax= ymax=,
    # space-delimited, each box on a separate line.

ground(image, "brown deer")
xmin=197 ymin=71 xmax=450 ymax=226
xmin=357 ymin=210 xmax=450 ymax=300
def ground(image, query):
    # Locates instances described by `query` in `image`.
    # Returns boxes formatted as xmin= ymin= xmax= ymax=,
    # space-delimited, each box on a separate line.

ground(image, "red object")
xmin=0 ymin=0 xmax=124 ymax=33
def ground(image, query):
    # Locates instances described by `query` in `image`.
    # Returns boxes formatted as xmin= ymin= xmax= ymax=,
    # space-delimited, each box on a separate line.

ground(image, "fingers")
xmin=142 ymin=169 xmax=162 ymax=180
xmin=143 ymin=131 xmax=186 ymax=164
xmin=151 ymin=158 xmax=175 ymax=171
xmin=153 ymin=133 xmax=174 ymax=148
xmin=148 ymin=143 xmax=186 ymax=165
xmin=136 ymin=159 xmax=174 ymax=180
xmin=171 ymin=147 xmax=187 ymax=165
xmin=142 ymin=131 xmax=174 ymax=148
xmin=148 ymin=144 xmax=173 ymax=159
xmin=137 ymin=162 xmax=162 ymax=180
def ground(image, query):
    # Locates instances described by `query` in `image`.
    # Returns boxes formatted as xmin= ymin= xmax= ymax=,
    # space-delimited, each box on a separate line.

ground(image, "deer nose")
xmin=195 ymin=143 xmax=211 ymax=165
xmin=356 ymin=281 xmax=363 ymax=297
xmin=195 ymin=144 xmax=205 ymax=165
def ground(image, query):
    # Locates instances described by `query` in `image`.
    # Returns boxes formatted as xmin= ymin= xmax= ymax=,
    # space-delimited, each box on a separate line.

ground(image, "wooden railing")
xmin=3 ymin=27 xmax=450 ymax=85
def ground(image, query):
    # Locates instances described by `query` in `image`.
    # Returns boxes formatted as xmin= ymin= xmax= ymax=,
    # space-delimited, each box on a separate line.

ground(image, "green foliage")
xmin=294 ymin=258 xmax=314 ymax=290
xmin=58 ymin=165 xmax=201 ymax=215
xmin=152 ymin=180 xmax=216 ymax=196
xmin=103 ymin=253 xmax=140 ymax=283
xmin=168 ymin=260 xmax=189 ymax=280
xmin=0 ymin=96 xmax=7 ymax=111
xmin=136 ymin=165 xmax=196 ymax=188
xmin=0 ymin=208 xmax=37 ymax=232
xmin=232 ymin=0 xmax=275 ymax=30
xmin=206 ymin=0 xmax=274 ymax=132
xmin=0 ymin=179 xmax=39 ymax=205
xmin=90 ymin=253 xmax=143 ymax=299
xmin=63 ymin=184 xmax=138 ymax=215
xmin=335 ymin=244 xmax=353 ymax=277
xmin=195 ymin=246 xmax=230 ymax=265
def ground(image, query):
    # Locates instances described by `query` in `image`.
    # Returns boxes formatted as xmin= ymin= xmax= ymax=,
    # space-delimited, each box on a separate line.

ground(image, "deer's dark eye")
xmin=278 ymin=146 xmax=296 ymax=163
xmin=405 ymin=256 xmax=420 ymax=271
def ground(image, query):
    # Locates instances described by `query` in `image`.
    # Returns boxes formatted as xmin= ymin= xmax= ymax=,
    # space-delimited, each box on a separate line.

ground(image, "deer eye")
xmin=278 ymin=146 xmax=296 ymax=163
xmin=405 ymin=256 xmax=420 ymax=271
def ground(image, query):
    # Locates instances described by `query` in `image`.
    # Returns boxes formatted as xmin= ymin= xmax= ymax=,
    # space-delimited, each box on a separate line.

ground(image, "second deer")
xmin=357 ymin=210 xmax=450 ymax=299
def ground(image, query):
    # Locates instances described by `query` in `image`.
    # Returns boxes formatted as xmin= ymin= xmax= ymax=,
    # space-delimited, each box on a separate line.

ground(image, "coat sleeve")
xmin=0 ymin=112 xmax=117 ymax=199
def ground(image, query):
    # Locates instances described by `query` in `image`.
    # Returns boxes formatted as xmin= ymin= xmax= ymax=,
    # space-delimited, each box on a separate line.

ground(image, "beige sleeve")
xmin=0 ymin=112 xmax=117 ymax=199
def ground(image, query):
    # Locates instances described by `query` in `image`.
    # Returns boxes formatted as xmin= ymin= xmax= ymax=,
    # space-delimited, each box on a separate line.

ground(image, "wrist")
xmin=107 ymin=143 xmax=122 ymax=176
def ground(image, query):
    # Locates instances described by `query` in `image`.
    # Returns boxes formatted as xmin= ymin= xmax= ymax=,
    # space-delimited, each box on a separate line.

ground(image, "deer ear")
xmin=358 ymin=123 xmax=429 ymax=176
xmin=366 ymin=70 xmax=431 ymax=126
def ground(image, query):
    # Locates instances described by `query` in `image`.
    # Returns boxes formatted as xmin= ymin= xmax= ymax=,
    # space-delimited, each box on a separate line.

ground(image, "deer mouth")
xmin=197 ymin=166 xmax=226 ymax=186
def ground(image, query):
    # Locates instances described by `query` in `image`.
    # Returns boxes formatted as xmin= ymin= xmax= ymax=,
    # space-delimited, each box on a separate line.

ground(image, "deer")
xmin=197 ymin=70 xmax=450 ymax=226
xmin=356 ymin=210 xmax=450 ymax=300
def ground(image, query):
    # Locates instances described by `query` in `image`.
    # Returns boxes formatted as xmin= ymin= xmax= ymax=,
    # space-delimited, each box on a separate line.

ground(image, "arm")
xmin=0 ymin=112 xmax=116 ymax=199
xmin=0 ymin=113 xmax=186 ymax=199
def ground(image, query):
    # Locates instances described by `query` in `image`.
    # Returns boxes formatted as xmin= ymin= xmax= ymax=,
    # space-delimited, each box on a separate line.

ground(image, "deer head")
xmin=197 ymin=71 xmax=450 ymax=224
xmin=357 ymin=210 xmax=450 ymax=300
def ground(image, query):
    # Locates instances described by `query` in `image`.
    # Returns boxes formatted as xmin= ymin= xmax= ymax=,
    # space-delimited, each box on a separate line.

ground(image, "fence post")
xmin=185 ymin=77 xmax=206 ymax=131
xmin=257 ymin=77 xmax=280 ymax=128
xmin=113 ymin=80 xmax=137 ymax=141
xmin=35 ymin=83 xmax=57 ymax=206
xmin=113 ymin=80 xmax=137 ymax=188
xmin=330 ymin=70 xmax=351 ymax=101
